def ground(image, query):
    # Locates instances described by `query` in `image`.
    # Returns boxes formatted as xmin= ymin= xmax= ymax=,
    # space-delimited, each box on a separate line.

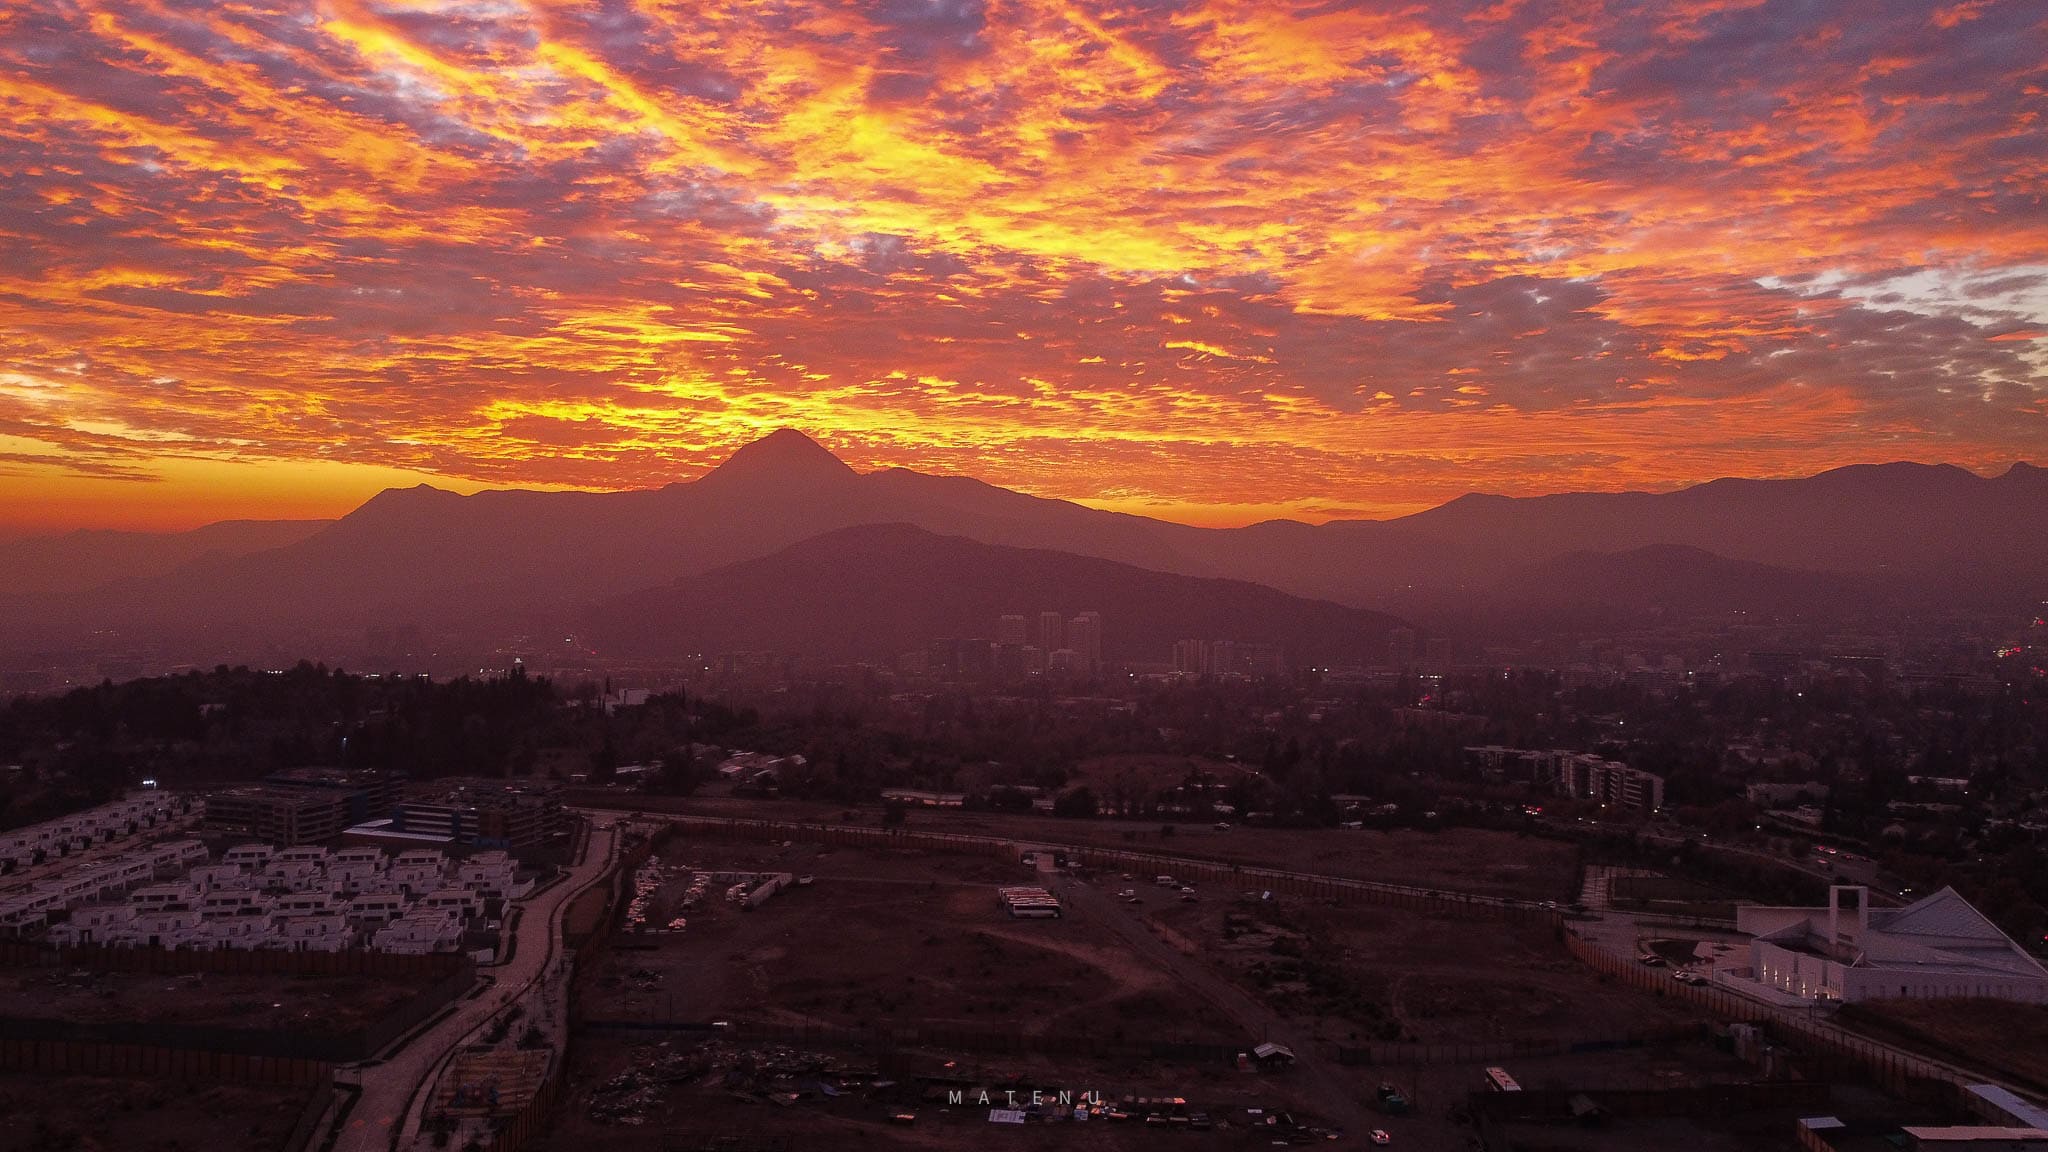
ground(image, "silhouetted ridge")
xmin=697 ymin=428 xmax=856 ymax=489
xmin=5 ymin=450 xmax=2045 ymax=656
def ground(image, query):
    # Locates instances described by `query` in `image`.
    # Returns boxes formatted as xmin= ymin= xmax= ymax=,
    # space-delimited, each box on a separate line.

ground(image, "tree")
xmin=1053 ymin=787 xmax=1099 ymax=819
xmin=984 ymin=786 xmax=1034 ymax=813
xmin=649 ymin=749 xmax=701 ymax=796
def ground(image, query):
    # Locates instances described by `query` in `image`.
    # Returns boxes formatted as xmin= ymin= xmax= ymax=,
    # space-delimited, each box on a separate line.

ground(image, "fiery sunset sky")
xmin=2 ymin=0 xmax=2044 ymax=535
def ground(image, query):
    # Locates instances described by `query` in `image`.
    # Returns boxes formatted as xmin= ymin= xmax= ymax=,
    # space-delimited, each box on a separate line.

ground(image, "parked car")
xmin=1370 ymin=1130 xmax=1392 ymax=1145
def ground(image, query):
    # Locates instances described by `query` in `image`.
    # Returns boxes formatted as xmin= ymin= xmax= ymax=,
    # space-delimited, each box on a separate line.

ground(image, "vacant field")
xmin=589 ymin=794 xmax=1581 ymax=900
xmin=552 ymin=1034 xmax=1350 ymax=1152
xmin=0 ymin=966 xmax=425 ymax=1034
xmin=1488 ymin=1113 xmax=1802 ymax=1152
xmin=1144 ymin=889 xmax=1703 ymax=1048
xmin=1842 ymin=998 xmax=2048 ymax=1095
xmin=0 ymin=1073 xmax=310 ymax=1152
xmin=583 ymin=841 xmax=1242 ymax=1045
xmin=930 ymin=815 xmax=1579 ymax=901
xmin=1325 ymin=1037 xmax=1780 ymax=1152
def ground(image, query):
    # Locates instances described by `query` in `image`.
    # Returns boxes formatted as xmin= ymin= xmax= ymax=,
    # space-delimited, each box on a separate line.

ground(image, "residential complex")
xmin=1466 ymin=746 xmax=1666 ymax=815
xmin=25 ymin=840 xmax=526 ymax=955
xmin=1 ymin=791 xmax=196 ymax=873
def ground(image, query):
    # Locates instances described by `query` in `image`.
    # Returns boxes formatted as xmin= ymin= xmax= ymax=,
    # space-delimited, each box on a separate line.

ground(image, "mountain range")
xmin=2 ymin=429 xmax=2044 ymax=665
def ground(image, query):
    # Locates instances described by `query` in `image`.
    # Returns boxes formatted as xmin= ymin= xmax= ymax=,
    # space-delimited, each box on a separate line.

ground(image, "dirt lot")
xmin=1333 ymin=1038 xmax=1789 ymax=1151
xmin=0 ymin=966 xmax=426 ymax=1034
xmin=1840 ymin=998 xmax=2048 ymax=1095
xmin=0 ymin=1073 xmax=310 ymax=1152
xmin=976 ymin=822 xmax=1580 ymax=902
xmin=552 ymin=1027 xmax=1769 ymax=1152
xmin=1141 ymin=889 xmax=1704 ymax=1048
xmin=552 ymin=1034 xmax=1352 ymax=1152
xmin=604 ymin=795 xmax=1581 ymax=900
xmin=557 ymin=828 xmax=1762 ymax=1152
xmin=583 ymin=839 xmax=1241 ymax=1044
xmin=1486 ymin=1113 xmax=1801 ymax=1151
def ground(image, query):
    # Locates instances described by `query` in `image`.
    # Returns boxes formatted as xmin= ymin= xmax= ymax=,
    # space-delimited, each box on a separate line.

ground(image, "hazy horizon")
xmin=3 ymin=427 xmax=2045 ymax=542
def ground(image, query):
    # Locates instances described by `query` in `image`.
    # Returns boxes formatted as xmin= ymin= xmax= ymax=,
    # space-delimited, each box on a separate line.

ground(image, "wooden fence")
xmin=0 ymin=954 xmax=474 ymax=1070
xmin=0 ymin=938 xmax=470 ymax=980
xmin=0 ymin=1033 xmax=333 ymax=1086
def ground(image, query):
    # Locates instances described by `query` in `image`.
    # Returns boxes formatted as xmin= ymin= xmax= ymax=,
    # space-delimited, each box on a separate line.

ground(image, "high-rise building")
xmin=1389 ymin=627 xmax=1417 ymax=669
xmin=1037 ymin=611 xmax=1064 ymax=652
xmin=1424 ymin=636 xmax=1453 ymax=670
xmin=1067 ymin=612 xmax=1103 ymax=673
xmin=1547 ymin=753 xmax=1664 ymax=814
xmin=1173 ymin=639 xmax=1205 ymax=675
xmin=1209 ymin=640 xmax=1239 ymax=674
xmin=958 ymin=638 xmax=994 ymax=678
xmin=997 ymin=614 xmax=1029 ymax=646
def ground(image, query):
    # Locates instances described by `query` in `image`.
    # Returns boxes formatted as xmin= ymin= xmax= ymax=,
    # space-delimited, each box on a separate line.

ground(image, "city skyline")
xmin=1 ymin=0 xmax=2044 ymax=537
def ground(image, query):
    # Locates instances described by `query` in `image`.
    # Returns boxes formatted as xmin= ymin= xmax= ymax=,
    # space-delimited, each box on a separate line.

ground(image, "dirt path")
xmin=1052 ymin=875 xmax=1382 ymax=1144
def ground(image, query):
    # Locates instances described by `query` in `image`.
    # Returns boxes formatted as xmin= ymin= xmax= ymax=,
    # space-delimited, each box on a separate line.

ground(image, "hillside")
xmin=589 ymin=523 xmax=1403 ymax=665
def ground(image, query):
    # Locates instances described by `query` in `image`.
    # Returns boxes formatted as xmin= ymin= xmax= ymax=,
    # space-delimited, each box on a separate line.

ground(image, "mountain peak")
xmin=700 ymin=428 xmax=857 ymax=488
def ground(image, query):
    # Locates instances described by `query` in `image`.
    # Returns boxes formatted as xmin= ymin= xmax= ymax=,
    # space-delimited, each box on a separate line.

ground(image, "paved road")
xmin=1544 ymin=817 xmax=1900 ymax=903
xmin=1053 ymin=875 xmax=1384 ymax=1144
xmin=336 ymin=820 xmax=620 ymax=1152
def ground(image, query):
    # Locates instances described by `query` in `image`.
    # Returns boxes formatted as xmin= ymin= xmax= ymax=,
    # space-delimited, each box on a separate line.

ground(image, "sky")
xmin=1 ymin=0 xmax=2044 ymax=536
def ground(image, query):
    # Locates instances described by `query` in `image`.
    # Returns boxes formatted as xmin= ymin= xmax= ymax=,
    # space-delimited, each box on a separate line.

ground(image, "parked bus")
xmin=1483 ymin=1067 xmax=1522 ymax=1093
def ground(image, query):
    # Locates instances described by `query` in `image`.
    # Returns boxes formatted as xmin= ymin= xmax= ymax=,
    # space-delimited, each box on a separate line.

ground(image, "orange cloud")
xmin=0 ymin=0 xmax=2042 ymax=534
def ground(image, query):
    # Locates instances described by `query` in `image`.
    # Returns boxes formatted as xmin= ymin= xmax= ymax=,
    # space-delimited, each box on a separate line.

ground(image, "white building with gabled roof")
xmin=47 ymin=903 xmax=135 ymax=946
xmin=348 ymin=891 xmax=409 ymax=925
xmin=1736 ymin=886 xmax=2048 ymax=1004
xmin=188 ymin=863 xmax=251 ymax=891
xmin=372 ymin=911 xmax=464 ymax=954
xmin=274 ymin=914 xmax=353 ymax=952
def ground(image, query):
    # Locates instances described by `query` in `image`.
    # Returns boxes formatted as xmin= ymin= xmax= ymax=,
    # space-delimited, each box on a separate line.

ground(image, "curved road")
xmin=336 ymin=820 xmax=620 ymax=1152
